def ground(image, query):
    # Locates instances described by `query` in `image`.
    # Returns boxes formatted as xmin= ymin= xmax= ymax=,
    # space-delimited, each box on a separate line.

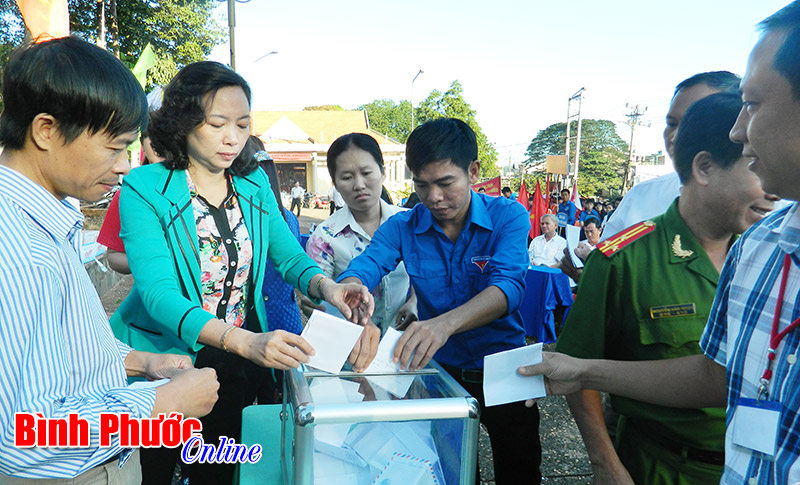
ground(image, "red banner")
xmin=271 ymin=152 xmax=312 ymax=162
xmin=517 ymin=181 xmax=531 ymax=210
xmin=529 ymin=180 xmax=547 ymax=240
xmin=472 ymin=176 xmax=501 ymax=196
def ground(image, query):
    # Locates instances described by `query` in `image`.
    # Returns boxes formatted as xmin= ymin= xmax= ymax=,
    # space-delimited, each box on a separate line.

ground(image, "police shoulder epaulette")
xmin=596 ymin=220 xmax=656 ymax=257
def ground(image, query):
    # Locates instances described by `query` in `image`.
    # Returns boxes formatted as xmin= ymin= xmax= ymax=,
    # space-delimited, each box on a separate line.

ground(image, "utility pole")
xmin=565 ymin=87 xmax=585 ymax=189
xmin=227 ymin=0 xmax=236 ymax=70
xmin=411 ymin=69 xmax=424 ymax=132
xmin=217 ymin=0 xmax=252 ymax=71
xmin=620 ymin=104 xmax=648 ymax=194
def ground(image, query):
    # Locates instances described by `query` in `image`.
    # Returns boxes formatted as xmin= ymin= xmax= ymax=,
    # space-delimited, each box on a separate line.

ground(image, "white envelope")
xmin=128 ymin=378 xmax=170 ymax=390
xmin=372 ymin=452 xmax=438 ymax=485
xmin=301 ymin=310 xmax=364 ymax=374
xmin=347 ymin=422 xmax=438 ymax=473
xmin=483 ymin=343 xmax=546 ymax=407
xmin=309 ymin=378 xmax=364 ymax=447
xmin=364 ymin=328 xmax=416 ymax=398
xmin=313 ymin=448 xmax=369 ymax=478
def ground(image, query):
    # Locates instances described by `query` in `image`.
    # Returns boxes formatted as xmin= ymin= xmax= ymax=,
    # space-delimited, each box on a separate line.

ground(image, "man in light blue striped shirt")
xmin=0 ymin=37 xmax=219 ymax=481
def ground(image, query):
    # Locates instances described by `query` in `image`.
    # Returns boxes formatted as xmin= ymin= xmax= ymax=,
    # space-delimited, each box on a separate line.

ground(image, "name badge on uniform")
xmin=649 ymin=303 xmax=696 ymax=319
xmin=731 ymin=397 xmax=781 ymax=456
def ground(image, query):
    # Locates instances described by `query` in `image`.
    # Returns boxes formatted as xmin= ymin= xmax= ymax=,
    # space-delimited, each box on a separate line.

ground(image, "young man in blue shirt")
xmin=578 ymin=198 xmax=599 ymax=226
xmin=557 ymin=188 xmax=577 ymax=226
xmin=339 ymin=118 xmax=541 ymax=484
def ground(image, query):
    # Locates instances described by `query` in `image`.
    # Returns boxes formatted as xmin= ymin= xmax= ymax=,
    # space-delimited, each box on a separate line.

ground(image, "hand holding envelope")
xmin=301 ymin=310 xmax=366 ymax=374
xmin=300 ymin=313 xmax=416 ymax=399
xmin=483 ymin=343 xmax=546 ymax=406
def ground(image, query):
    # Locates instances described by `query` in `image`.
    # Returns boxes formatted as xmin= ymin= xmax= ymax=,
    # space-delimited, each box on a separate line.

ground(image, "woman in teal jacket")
xmin=110 ymin=61 xmax=378 ymax=484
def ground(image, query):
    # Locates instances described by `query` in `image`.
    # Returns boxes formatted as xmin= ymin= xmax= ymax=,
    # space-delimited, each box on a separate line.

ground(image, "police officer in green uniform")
xmin=555 ymin=93 xmax=779 ymax=484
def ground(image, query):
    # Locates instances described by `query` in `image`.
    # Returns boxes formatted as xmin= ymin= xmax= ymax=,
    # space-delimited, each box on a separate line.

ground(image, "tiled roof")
xmin=252 ymin=110 xmax=401 ymax=146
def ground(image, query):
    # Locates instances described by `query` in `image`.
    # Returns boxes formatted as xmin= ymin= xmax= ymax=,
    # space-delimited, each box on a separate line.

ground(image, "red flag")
xmin=570 ymin=179 xmax=581 ymax=205
xmin=471 ymin=176 xmax=501 ymax=196
xmin=516 ymin=181 xmax=530 ymax=210
xmin=546 ymin=175 xmax=551 ymax=201
xmin=529 ymin=180 xmax=547 ymax=240
xmin=570 ymin=180 xmax=582 ymax=226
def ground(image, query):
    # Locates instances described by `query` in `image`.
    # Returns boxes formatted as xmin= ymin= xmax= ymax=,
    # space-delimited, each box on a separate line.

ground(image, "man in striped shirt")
xmin=520 ymin=2 xmax=800 ymax=484
xmin=0 ymin=37 xmax=219 ymax=481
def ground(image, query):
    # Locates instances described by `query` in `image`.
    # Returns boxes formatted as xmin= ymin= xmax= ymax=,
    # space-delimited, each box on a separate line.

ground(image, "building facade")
xmin=251 ymin=110 xmax=410 ymax=201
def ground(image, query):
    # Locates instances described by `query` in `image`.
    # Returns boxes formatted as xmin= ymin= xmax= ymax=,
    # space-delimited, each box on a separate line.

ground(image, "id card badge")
xmin=731 ymin=397 xmax=782 ymax=456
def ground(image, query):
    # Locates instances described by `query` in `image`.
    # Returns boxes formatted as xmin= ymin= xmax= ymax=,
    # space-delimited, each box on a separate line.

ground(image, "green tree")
xmin=95 ymin=0 xmax=224 ymax=87
xmin=358 ymin=99 xmax=412 ymax=143
xmin=2 ymin=1 xmax=224 ymax=91
xmin=525 ymin=119 xmax=628 ymax=196
xmin=415 ymin=81 xmax=499 ymax=178
xmin=303 ymin=105 xmax=344 ymax=111
xmin=0 ymin=0 xmax=25 ymax=110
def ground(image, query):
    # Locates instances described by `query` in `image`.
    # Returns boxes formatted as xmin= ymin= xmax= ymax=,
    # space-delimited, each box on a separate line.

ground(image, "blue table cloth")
xmin=520 ymin=265 xmax=573 ymax=343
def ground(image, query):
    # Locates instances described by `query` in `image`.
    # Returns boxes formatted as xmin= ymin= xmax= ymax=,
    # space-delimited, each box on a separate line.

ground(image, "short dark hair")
xmin=502 ymin=186 xmax=512 ymax=194
xmin=0 ymin=36 xmax=147 ymax=150
xmin=673 ymin=71 xmax=741 ymax=98
xmin=326 ymin=133 xmax=385 ymax=180
xmin=406 ymin=118 xmax=477 ymax=174
xmin=561 ymin=189 xmax=570 ymax=195
xmin=149 ymin=61 xmax=256 ymax=176
xmin=583 ymin=198 xmax=594 ymax=206
xmin=758 ymin=1 xmax=800 ymax=98
xmin=584 ymin=216 xmax=602 ymax=228
xmin=673 ymin=92 xmax=744 ymax=184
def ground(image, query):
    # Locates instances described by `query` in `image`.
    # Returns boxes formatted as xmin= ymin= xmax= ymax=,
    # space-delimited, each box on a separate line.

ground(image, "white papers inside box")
xmin=372 ymin=452 xmax=440 ymax=485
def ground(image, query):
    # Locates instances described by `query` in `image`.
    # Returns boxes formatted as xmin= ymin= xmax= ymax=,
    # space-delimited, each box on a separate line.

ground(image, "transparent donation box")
xmin=280 ymin=361 xmax=479 ymax=484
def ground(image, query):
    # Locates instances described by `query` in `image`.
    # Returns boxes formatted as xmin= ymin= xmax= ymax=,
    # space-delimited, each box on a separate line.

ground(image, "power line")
xmin=620 ymin=104 xmax=648 ymax=193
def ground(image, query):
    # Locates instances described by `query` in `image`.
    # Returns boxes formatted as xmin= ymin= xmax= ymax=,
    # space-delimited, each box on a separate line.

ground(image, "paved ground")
xmin=100 ymin=205 xmax=594 ymax=484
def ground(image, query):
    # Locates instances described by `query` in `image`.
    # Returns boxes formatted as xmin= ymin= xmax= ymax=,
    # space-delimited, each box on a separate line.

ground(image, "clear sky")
xmin=208 ymin=0 xmax=791 ymax=167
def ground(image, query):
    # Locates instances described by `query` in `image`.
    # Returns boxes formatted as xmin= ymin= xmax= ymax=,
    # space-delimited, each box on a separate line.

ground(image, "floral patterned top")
xmin=187 ymin=172 xmax=253 ymax=328
xmin=306 ymin=199 xmax=411 ymax=332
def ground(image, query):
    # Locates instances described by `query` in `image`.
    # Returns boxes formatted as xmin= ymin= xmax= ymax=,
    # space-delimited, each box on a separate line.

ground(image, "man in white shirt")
xmin=328 ymin=185 xmax=345 ymax=215
xmin=601 ymin=71 xmax=741 ymax=240
xmin=558 ymin=216 xmax=602 ymax=283
xmin=290 ymin=181 xmax=305 ymax=217
xmin=528 ymin=214 xmax=567 ymax=267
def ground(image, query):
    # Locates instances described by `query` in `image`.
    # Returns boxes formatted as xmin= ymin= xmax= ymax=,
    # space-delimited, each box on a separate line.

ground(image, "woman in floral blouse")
xmin=110 ymin=63 xmax=378 ymax=484
xmin=305 ymin=133 xmax=416 ymax=333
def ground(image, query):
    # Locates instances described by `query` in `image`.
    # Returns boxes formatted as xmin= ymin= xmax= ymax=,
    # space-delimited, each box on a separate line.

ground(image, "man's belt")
xmin=628 ymin=419 xmax=724 ymax=466
xmin=440 ymin=363 xmax=483 ymax=384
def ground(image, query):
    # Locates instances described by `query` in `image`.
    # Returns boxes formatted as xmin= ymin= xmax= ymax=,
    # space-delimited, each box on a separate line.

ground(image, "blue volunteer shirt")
xmin=578 ymin=209 xmax=598 ymax=223
xmin=558 ymin=200 xmax=577 ymax=225
xmin=338 ymin=191 xmax=528 ymax=369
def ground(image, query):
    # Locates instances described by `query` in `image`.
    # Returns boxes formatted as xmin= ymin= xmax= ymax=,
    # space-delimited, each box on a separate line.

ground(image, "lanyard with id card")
xmin=732 ymin=397 xmax=781 ymax=456
xmin=732 ymin=253 xmax=798 ymax=457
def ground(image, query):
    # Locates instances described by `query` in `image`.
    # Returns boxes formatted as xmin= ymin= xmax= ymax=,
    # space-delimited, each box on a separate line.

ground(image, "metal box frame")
xmin=281 ymin=360 xmax=480 ymax=484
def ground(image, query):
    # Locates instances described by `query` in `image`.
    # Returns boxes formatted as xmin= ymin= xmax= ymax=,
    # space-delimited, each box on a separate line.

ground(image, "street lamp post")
xmin=411 ymin=69 xmax=424 ymax=132
xmin=255 ymin=50 xmax=278 ymax=63
xmin=217 ymin=0 xmax=251 ymax=71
